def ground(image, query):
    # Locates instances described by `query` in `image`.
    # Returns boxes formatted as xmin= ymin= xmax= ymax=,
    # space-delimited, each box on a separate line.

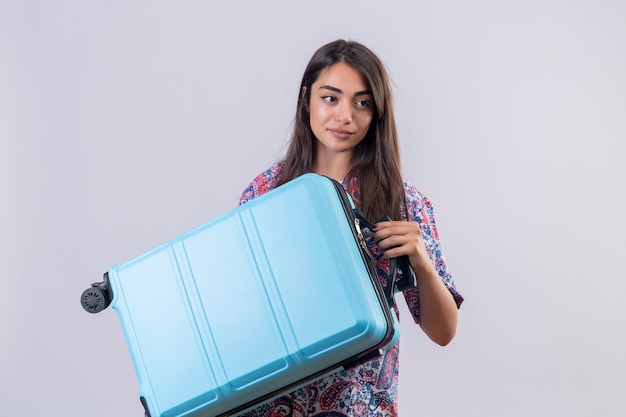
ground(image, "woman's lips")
xmin=329 ymin=128 xmax=353 ymax=139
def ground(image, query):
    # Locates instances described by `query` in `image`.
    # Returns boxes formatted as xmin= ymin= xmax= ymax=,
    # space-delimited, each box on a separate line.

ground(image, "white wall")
xmin=1 ymin=1 xmax=625 ymax=416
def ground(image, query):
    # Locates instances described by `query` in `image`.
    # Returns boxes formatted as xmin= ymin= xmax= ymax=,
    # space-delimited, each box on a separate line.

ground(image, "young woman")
xmin=239 ymin=39 xmax=463 ymax=417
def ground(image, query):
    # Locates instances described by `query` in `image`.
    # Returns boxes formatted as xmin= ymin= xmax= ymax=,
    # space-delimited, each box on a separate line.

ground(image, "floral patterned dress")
xmin=237 ymin=163 xmax=463 ymax=417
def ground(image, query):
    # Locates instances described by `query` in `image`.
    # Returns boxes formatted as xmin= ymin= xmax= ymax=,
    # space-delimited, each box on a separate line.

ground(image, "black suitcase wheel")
xmin=81 ymin=282 xmax=111 ymax=313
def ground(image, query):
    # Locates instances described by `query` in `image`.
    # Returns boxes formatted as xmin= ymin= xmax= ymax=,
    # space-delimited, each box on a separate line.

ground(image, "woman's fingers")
xmin=373 ymin=221 xmax=422 ymax=252
xmin=374 ymin=221 xmax=433 ymax=275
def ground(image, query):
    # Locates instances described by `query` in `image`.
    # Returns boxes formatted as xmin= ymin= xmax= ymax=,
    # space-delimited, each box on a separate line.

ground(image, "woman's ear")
xmin=301 ymin=86 xmax=309 ymax=112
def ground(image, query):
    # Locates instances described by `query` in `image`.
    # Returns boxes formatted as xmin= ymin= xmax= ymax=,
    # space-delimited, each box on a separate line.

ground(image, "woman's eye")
xmin=356 ymin=99 xmax=371 ymax=108
xmin=322 ymin=96 xmax=336 ymax=103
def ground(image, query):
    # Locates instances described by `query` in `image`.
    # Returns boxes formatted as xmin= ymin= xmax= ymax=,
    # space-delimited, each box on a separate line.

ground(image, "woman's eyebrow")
xmin=319 ymin=85 xmax=373 ymax=96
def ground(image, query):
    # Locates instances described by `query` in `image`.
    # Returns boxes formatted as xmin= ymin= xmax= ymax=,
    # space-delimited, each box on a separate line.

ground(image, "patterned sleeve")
xmin=401 ymin=181 xmax=464 ymax=323
xmin=238 ymin=163 xmax=283 ymax=205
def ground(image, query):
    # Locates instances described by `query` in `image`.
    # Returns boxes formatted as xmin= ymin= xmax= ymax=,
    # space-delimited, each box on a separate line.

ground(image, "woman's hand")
xmin=373 ymin=221 xmax=459 ymax=346
xmin=372 ymin=220 xmax=434 ymax=278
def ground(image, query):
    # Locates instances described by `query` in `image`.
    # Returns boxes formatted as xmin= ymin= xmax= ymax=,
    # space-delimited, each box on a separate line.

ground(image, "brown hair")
xmin=278 ymin=39 xmax=406 ymax=221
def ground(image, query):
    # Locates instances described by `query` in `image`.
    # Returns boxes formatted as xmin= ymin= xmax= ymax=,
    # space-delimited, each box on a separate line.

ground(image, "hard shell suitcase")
xmin=81 ymin=173 xmax=414 ymax=417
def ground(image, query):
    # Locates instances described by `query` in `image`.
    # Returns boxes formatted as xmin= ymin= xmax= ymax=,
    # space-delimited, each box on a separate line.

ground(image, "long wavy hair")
xmin=277 ymin=39 xmax=406 ymax=221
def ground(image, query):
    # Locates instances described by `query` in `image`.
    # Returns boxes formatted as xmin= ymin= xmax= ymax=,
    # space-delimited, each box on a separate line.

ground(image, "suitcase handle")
xmin=352 ymin=209 xmax=417 ymax=307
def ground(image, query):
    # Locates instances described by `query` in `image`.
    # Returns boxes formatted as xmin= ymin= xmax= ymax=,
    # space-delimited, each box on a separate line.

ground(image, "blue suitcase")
xmin=81 ymin=173 xmax=413 ymax=417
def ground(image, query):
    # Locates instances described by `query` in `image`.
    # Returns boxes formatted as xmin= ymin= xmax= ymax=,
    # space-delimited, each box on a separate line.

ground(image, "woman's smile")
xmin=328 ymin=127 xmax=354 ymax=139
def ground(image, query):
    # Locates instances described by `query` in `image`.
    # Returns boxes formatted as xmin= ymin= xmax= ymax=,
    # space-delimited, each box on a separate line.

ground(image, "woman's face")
xmin=307 ymin=62 xmax=374 ymax=162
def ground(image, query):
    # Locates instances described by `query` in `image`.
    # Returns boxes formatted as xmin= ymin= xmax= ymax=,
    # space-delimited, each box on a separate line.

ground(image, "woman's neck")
xmin=311 ymin=152 xmax=352 ymax=182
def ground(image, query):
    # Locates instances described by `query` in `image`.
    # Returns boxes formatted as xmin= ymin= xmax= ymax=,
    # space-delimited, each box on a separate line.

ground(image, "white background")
xmin=2 ymin=1 xmax=625 ymax=416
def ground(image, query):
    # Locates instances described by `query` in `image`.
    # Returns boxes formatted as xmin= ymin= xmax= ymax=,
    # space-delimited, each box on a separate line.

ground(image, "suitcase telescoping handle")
xmin=352 ymin=208 xmax=417 ymax=308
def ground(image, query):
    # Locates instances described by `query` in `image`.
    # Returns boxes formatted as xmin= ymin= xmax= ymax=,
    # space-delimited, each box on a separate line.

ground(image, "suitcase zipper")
xmin=328 ymin=178 xmax=394 ymax=308
xmin=354 ymin=218 xmax=376 ymax=263
xmin=328 ymin=179 xmax=379 ymax=280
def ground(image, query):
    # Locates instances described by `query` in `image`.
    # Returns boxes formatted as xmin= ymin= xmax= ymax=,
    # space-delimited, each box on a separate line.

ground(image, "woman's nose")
xmin=335 ymin=100 xmax=353 ymax=124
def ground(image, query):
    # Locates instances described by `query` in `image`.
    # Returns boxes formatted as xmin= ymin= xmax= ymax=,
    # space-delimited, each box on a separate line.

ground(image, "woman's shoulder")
xmin=239 ymin=162 xmax=284 ymax=204
xmin=402 ymin=178 xmax=443 ymax=240
xmin=403 ymin=178 xmax=432 ymax=211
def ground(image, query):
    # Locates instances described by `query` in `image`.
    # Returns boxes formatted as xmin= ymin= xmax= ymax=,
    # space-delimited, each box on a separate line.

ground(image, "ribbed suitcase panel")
xmin=110 ymin=247 xmax=219 ymax=417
